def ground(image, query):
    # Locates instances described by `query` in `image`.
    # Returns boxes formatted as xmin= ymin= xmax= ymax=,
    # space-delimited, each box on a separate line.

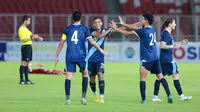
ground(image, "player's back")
xmin=64 ymin=24 xmax=89 ymax=62
xmin=160 ymin=30 xmax=174 ymax=63
xmin=139 ymin=26 xmax=158 ymax=62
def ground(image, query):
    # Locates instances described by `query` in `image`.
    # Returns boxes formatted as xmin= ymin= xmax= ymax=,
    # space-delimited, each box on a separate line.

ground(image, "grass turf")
xmin=0 ymin=62 xmax=199 ymax=112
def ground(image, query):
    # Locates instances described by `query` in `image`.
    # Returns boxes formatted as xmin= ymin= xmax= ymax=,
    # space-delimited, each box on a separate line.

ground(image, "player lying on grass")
xmin=86 ymin=17 xmax=112 ymax=103
xmin=109 ymin=14 xmax=173 ymax=104
xmin=28 ymin=63 xmax=67 ymax=75
xmin=152 ymin=18 xmax=192 ymax=102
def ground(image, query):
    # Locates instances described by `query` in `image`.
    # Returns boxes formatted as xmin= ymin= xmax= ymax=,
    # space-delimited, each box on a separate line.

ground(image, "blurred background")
xmin=0 ymin=0 xmax=199 ymax=62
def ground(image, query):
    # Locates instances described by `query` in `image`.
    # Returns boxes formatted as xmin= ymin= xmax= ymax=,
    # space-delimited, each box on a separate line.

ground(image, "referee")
xmin=18 ymin=15 xmax=43 ymax=85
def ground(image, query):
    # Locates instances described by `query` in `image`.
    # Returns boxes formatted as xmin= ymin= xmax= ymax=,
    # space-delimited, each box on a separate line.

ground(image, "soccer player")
xmin=28 ymin=63 xmax=67 ymax=75
xmin=86 ymin=17 xmax=112 ymax=103
xmin=18 ymin=15 xmax=43 ymax=85
xmin=109 ymin=14 xmax=172 ymax=104
xmin=152 ymin=18 xmax=192 ymax=102
xmin=55 ymin=11 xmax=107 ymax=105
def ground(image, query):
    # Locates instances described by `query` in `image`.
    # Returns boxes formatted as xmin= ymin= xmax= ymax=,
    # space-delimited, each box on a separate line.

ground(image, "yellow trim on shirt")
xmin=61 ymin=34 xmax=67 ymax=40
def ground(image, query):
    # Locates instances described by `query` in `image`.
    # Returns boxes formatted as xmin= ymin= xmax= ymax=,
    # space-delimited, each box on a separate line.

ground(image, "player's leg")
xmin=153 ymin=60 xmax=172 ymax=103
xmin=64 ymin=61 xmax=76 ymax=105
xmin=19 ymin=45 xmax=30 ymax=84
xmin=79 ymin=61 xmax=89 ymax=105
xmin=88 ymin=62 xmax=98 ymax=102
xmin=97 ymin=72 xmax=105 ymax=103
xmin=140 ymin=64 xmax=149 ymax=104
xmin=24 ymin=45 xmax=34 ymax=84
xmin=19 ymin=61 xmax=26 ymax=85
xmin=171 ymin=63 xmax=192 ymax=101
xmin=152 ymin=63 xmax=169 ymax=102
xmin=90 ymin=75 xmax=99 ymax=103
xmin=19 ymin=46 xmax=26 ymax=84
xmin=97 ymin=62 xmax=105 ymax=103
xmin=152 ymin=78 xmax=162 ymax=102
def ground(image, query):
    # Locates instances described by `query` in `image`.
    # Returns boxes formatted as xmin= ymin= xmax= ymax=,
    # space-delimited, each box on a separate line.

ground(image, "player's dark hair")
xmin=72 ymin=11 xmax=82 ymax=22
xmin=93 ymin=17 xmax=101 ymax=21
xmin=142 ymin=13 xmax=154 ymax=25
xmin=22 ymin=15 xmax=30 ymax=22
xmin=161 ymin=18 xmax=175 ymax=31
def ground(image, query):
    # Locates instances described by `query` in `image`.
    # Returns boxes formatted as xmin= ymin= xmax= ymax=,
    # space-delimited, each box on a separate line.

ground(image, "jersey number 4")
xmin=71 ymin=30 xmax=78 ymax=44
xmin=149 ymin=33 xmax=156 ymax=46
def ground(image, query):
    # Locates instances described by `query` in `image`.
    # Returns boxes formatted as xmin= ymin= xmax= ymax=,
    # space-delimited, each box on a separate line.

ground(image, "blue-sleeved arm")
xmin=160 ymin=31 xmax=171 ymax=43
xmin=133 ymin=28 xmax=144 ymax=37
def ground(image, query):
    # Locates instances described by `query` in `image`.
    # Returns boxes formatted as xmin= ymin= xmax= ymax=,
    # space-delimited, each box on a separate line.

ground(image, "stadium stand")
xmin=119 ymin=0 xmax=189 ymax=14
xmin=0 ymin=0 xmax=198 ymax=41
xmin=0 ymin=0 xmax=106 ymax=14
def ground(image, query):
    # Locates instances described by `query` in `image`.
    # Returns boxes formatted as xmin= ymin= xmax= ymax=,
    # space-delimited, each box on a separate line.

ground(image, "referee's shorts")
xmin=21 ymin=45 xmax=32 ymax=61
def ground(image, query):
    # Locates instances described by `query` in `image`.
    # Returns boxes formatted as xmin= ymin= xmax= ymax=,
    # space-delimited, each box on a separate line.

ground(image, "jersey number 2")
xmin=149 ymin=33 xmax=156 ymax=46
xmin=71 ymin=31 xmax=78 ymax=44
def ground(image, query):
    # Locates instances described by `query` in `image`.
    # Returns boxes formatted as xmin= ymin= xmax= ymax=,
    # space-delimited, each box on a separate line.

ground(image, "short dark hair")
xmin=72 ymin=11 xmax=81 ymax=22
xmin=22 ymin=15 xmax=30 ymax=22
xmin=93 ymin=17 xmax=101 ymax=21
xmin=142 ymin=13 xmax=154 ymax=25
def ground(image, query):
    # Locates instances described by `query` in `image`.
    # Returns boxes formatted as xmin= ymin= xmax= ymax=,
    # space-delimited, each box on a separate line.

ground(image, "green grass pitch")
xmin=0 ymin=62 xmax=199 ymax=112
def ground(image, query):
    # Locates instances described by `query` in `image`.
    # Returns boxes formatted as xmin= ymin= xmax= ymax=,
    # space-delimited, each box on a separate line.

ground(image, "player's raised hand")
xmin=181 ymin=39 xmax=188 ymax=45
xmin=38 ymin=36 xmax=43 ymax=41
xmin=100 ymin=49 xmax=108 ymax=56
xmin=118 ymin=15 xmax=124 ymax=25
xmin=109 ymin=20 xmax=117 ymax=28
xmin=173 ymin=43 xmax=181 ymax=49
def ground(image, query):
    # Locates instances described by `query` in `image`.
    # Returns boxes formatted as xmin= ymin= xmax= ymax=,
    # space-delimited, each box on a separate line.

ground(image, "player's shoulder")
xmin=18 ymin=26 xmax=25 ymax=31
xmin=74 ymin=24 xmax=89 ymax=31
xmin=74 ymin=24 xmax=87 ymax=28
xmin=101 ymin=28 xmax=107 ymax=32
xmin=161 ymin=30 xmax=170 ymax=36
xmin=144 ymin=26 xmax=155 ymax=30
xmin=63 ymin=26 xmax=71 ymax=32
xmin=143 ymin=26 xmax=155 ymax=34
xmin=90 ymin=28 xmax=97 ymax=33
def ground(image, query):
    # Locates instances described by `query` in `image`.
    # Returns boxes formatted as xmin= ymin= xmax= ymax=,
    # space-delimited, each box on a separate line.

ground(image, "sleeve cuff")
xmin=133 ymin=31 xmax=139 ymax=37
xmin=86 ymin=36 xmax=92 ymax=39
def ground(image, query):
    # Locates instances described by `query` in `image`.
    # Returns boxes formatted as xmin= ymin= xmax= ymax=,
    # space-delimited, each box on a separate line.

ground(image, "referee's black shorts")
xmin=21 ymin=45 xmax=32 ymax=61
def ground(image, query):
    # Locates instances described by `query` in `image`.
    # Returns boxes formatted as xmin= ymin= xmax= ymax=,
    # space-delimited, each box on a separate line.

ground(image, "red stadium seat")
xmin=0 ymin=0 xmax=107 ymax=14
xmin=120 ymin=0 xmax=189 ymax=14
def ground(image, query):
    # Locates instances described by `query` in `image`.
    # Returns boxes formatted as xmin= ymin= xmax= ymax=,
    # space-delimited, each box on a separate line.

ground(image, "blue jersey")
xmin=134 ymin=26 xmax=158 ymax=62
xmin=62 ymin=24 xmax=91 ymax=62
xmin=160 ymin=30 xmax=174 ymax=63
xmin=86 ymin=28 xmax=111 ymax=62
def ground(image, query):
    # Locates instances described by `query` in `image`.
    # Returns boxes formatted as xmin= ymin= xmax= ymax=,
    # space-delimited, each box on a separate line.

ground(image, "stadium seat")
xmin=119 ymin=0 xmax=189 ymax=14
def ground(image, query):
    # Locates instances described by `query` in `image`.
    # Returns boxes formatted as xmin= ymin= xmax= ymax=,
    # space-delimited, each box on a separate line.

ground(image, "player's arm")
xmin=21 ymin=38 xmax=31 ymax=43
xmin=160 ymin=41 xmax=174 ymax=49
xmin=160 ymin=32 xmax=175 ymax=49
xmin=27 ymin=29 xmax=43 ymax=41
xmin=112 ymin=27 xmax=135 ymax=36
xmin=173 ymin=39 xmax=189 ymax=49
xmin=87 ymin=36 xmax=107 ymax=56
xmin=31 ymin=34 xmax=43 ymax=41
xmin=55 ymin=34 xmax=66 ymax=61
xmin=92 ymin=28 xmax=112 ymax=38
xmin=118 ymin=16 xmax=142 ymax=30
xmin=122 ymin=22 xmax=142 ymax=30
xmin=19 ymin=29 xmax=43 ymax=42
xmin=109 ymin=21 xmax=135 ymax=36
xmin=34 ymin=63 xmax=44 ymax=68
